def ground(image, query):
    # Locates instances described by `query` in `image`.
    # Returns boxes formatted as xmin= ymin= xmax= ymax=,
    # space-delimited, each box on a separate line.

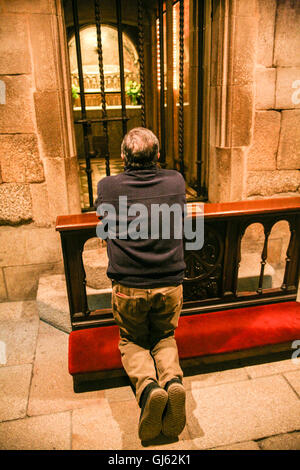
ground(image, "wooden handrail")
xmin=56 ymin=197 xmax=300 ymax=231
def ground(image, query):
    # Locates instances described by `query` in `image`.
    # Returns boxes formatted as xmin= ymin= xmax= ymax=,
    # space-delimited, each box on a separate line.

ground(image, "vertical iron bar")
xmin=158 ymin=0 xmax=166 ymax=167
xmin=116 ymin=0 xmax=127 ymax=136
xmin=138 ymin=0 xmax=146 ymax=127
xmin=72 ymin=0 xmax=94 ymax=207
xmin=95 ymin=0 xmax=110 ymax=176
xmin=178 ymin=0 xmax=184 ymax=177
xmin=165 ymin=0 xmax=174 ymax=163
xmin=197 ymin=0 xmax=204 ymax=197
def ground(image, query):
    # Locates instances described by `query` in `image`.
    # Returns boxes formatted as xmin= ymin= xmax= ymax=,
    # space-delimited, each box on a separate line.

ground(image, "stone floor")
xmin=1 ymin=300 xmax=300 ymax=451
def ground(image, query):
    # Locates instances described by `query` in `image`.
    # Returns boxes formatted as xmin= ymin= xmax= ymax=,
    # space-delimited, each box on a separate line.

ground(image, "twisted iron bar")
xmin=72 ymin=0 xmax=94 ymax=207
xmin=178 ymin=0 xmax=184 ymax=177
xmin=116 ymin=0 xmax=127 ymax=136
xmin=95 ymin=0 xmax=110 ymax=175
xmin=138 ymin=0 xmax=146 ymax=127
xmin=158 ymin=0 xmax=166 ymax=167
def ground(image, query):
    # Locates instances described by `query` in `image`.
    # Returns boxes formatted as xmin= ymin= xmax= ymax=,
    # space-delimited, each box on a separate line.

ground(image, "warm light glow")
xmin=173 ymin=5 xmax=178 ymax=90
xmin=156 ymin=19 xmax=161 ymax=90
xmin=69 ymin=24 xmax=139 ymax=95
xmin=156 ymin=6 xmax=179 ymax=91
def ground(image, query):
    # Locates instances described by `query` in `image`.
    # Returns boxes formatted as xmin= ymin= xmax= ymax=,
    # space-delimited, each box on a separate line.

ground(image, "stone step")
xmin=82 ymin=247 xmax=111 ymax=290
xmin=36 ymin=274 xmax=112 ymax=333
xmin=237 ymin=252 xmax=276 ymax=291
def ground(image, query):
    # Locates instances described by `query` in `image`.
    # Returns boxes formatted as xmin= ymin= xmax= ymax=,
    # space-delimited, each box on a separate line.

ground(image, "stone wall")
xmin=247 ymin=0 xmax=300 ymax=198
xmin=208 ymin=0 xmax=300 ymax=202
xmin=207 ymin=0 xmax=300 ymax=294
xmin=0 ymin=0 xmax=81 ymax=301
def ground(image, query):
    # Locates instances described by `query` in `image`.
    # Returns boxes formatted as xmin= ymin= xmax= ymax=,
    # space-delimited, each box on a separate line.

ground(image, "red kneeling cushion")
xmin=68 ymin=301 xmax=300 ymax=375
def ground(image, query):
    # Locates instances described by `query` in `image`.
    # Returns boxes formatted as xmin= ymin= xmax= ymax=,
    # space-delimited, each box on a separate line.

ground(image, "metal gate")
xmin=64 ymin=0 xmax=207 ymax=211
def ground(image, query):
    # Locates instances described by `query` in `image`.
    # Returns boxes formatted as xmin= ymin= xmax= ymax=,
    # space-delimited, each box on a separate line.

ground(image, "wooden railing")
xmin=56 ymin=197 xmax=300 ymax=330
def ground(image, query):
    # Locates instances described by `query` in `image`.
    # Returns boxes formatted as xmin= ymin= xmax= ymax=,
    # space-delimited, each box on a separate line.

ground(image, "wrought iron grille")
xmin=149 ymin=0 xmax=207 ymax=197
xmin=65 ymin=0 xmax=146 ymax=211
xmin=64 ymin=0 xmax=207 ymax=212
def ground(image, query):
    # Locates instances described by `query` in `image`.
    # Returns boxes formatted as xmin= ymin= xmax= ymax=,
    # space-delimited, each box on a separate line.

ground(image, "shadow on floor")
xmin=73 ymin=348 xmax=292 ymax=394
xmin=69 ymin=349 xmax=293 ymax=449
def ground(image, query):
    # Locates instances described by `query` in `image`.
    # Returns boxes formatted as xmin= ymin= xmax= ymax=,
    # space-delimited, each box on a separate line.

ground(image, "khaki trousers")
xmin=112 ymin=282 xmax=183 ymax=404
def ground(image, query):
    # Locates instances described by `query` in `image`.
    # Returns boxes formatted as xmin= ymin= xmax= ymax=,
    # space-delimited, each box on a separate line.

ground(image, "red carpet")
xmin=69 ymin=301 xmax=300 ymax=376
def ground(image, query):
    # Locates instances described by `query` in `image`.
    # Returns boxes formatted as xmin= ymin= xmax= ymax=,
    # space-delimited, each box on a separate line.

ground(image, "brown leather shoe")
xmin=138 ymin=382 xmax=168 ymax=441
xmin=162 ymin=378 xmax=186 ymax=437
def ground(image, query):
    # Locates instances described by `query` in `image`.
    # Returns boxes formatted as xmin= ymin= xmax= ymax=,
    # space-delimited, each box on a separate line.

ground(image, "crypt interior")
xmin=0 ymin=0 xmax=299 ymax=451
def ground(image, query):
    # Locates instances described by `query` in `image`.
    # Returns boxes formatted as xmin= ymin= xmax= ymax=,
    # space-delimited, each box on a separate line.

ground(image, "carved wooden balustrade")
xmin=56 ymin=197 xmax=300 ymax=331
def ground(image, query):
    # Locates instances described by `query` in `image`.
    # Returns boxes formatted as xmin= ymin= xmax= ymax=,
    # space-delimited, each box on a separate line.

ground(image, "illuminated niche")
xmin=68 ymin=24 xmax=140 ymax=108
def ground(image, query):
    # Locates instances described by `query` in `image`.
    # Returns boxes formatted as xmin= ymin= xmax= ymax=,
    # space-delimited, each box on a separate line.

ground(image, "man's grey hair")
xmin=121 ymin=127 xmax=159 ymax=169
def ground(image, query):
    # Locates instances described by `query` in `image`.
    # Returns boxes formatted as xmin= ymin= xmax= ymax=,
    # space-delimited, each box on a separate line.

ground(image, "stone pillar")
xmin=0 ymin=0 xmax=81 ymax=301
xmin=246 ymin=0 xmax=300 ymax=199
xmin=208 ymin=0 xmax=300 ymax=203
xmin=208 ymin=0 xmax=258 ymax=202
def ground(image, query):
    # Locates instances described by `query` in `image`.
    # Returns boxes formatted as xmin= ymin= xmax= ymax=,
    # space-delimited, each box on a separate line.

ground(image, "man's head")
xmin=121 ymin=127 xmax=160 ymax=169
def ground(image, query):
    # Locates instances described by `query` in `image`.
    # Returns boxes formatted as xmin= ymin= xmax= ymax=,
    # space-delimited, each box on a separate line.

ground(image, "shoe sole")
xmin=138 ymin=388 xmax=168 ymax=441
xmin=162 ymin=383 xmax=186 ymax=437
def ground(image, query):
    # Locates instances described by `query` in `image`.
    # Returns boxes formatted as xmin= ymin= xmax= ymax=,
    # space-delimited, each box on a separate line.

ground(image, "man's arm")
xmin=94 ymin=179 xmax=104 ymax=213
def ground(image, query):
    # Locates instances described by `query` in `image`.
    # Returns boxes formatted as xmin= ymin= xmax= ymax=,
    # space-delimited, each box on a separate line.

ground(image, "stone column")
xmin=246 ymin=0 xmax=300 ymax=198
xmin=0 ymin=0 xmax=81 ymax=301
xmin=29 ymin=0 xmax=81 ymax=220
xmin=208 ymin=0 xmax=258 ymax=202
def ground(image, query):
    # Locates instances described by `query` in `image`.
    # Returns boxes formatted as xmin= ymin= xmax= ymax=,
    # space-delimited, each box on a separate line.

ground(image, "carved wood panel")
xmin=183 ymin=223 xmax=225 ymax=301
